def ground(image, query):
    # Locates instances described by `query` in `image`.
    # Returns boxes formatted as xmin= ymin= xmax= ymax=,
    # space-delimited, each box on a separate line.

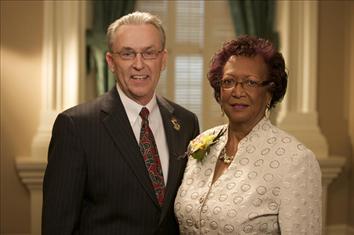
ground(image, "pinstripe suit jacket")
xmin=42 ymin=87 xmax=199 ymax=235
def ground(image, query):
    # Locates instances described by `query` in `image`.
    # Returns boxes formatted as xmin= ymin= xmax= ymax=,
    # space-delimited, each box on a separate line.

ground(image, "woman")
xmin=174 ymin=35 xmax=321 ymax=234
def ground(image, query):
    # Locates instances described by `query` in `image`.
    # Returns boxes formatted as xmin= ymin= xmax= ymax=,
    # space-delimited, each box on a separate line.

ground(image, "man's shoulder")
xmin=61 ymin=91 xmax=111 ymax=118
xmin=157 ymin=96 xmax=195 ymax=116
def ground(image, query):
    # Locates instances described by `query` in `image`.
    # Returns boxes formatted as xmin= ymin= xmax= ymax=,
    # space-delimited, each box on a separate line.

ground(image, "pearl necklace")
xmin=218 ymin=147 xmax=234 ymax=164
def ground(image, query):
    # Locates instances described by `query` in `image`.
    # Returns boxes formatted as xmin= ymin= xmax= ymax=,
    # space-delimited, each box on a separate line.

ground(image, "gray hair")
xmin=106 ymin=11 xmax=166 ymax=52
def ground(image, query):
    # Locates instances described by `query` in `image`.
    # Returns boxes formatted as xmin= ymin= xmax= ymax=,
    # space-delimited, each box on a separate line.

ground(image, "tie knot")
xmin=139 ymin=107 xmax=150 ymax=120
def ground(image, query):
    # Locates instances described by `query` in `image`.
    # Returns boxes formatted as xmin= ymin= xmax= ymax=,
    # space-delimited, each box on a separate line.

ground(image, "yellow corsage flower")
xmin=187 ymin=128 xmax=226 ymax=162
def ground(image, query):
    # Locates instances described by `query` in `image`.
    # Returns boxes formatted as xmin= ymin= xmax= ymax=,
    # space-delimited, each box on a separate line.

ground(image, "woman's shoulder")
xmin=267 ymin=122 xmax=317 ymax=161
xmin=197 ymin=124 xmax=227 ymax=138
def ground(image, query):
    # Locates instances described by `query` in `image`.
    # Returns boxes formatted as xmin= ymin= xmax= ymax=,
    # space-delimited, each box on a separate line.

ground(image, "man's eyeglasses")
xmin=111 ymin=49 xmax=163 ymax=60
xmin=219 ymin=78 xmax=273 ymax=90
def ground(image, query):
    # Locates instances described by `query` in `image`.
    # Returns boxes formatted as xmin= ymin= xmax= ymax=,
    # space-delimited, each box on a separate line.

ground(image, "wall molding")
xmin=319 ymin=156 xmax=347 ymax=185
xmin=16 ymin=157 xmax=46 ymax=190
xmin=327 ymin=224 xmax=354 ymax=235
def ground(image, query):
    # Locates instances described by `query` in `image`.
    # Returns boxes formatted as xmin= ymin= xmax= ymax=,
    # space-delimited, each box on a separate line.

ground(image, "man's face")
xmin=106 ymin=24 xmax=167 ymax=105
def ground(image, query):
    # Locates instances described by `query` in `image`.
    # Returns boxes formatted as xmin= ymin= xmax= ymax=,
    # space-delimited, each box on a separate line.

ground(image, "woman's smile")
xmin=230 ymin=103 xmax=249 ymax=110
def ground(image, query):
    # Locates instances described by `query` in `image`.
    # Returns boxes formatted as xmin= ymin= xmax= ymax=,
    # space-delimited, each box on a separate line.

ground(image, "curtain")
xmin=228 ymin=0 xmax=279 ymax=48
xmin=86 ymin=0 xmax=135 ymax=95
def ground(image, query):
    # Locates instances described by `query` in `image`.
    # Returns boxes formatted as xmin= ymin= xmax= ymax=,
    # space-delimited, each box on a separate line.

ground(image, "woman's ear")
xmin=266 ymin=91 xmax=273 ymax=109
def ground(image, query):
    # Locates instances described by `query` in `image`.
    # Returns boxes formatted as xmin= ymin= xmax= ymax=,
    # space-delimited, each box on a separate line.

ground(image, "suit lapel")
xmin=100 ymin=90 xmax=187 ymax=213
xmin=101 ymin=88 xmax=159 ymax=207
xmin=157 ymin=96 xmax=187 ymax=222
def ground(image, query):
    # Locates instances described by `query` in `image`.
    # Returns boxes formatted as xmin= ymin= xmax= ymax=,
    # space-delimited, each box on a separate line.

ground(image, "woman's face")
xmin=220 ymin=55 xmax=272 ymax=129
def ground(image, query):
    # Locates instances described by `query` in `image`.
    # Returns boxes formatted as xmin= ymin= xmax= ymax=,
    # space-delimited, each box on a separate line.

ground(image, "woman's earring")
xmin=265 ymin=103 xmax=271 ymax=118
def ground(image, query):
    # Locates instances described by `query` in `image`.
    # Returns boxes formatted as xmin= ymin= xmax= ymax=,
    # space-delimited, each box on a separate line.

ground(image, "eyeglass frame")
xmin=110 ymin=48 xmax=164 ymax=60
xmin=218 ymin=78 xmax=273 ymax=90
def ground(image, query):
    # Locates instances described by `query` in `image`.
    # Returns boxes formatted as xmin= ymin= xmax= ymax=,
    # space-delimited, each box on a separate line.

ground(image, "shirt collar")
xmin=116 ymin=84 xmax=158 ymax=125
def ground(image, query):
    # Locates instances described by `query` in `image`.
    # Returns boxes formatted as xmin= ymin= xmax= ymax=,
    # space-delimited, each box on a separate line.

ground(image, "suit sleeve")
xmin=279 ymin=150 xmax=322 ymax=235
xmin=42 ymin=113 xmax=86 ymax=235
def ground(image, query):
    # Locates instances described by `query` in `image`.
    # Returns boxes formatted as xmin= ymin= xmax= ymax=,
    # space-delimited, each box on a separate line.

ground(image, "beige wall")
xmin=350 ymin=1 xmax=354 ymax=228
xmin=0 ymin=1 xmax=353 ymax=234
xmin=0 ymin=1 xmax=43 ymax=234
xmin=317 ymin=0 xmax=354 ymax=228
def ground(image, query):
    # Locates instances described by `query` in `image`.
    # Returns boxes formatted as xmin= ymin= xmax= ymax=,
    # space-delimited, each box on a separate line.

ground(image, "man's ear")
xmin=161 ymin=49 xmax=168 ymax=71
xmin=106 ymin=52 xmax=115 ymax=72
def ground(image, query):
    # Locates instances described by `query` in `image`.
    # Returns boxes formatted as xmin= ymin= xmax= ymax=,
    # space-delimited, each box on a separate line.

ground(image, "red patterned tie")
xmin=139 ymin=107 xmax=165 ymax=206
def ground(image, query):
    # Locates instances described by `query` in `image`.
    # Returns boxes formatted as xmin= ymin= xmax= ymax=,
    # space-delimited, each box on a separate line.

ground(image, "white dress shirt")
xmin=116 ymin=85 xmax=169 ymax=183
xmin=175 ymin=117 xmax=322 ymax=235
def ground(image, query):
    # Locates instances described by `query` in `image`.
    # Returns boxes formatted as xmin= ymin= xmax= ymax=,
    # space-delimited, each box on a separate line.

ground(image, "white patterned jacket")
xmin=175 ymin=117 xmax=322 ymax=235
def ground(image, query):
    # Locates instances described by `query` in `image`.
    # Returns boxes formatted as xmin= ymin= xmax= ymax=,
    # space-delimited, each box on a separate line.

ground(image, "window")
xmin=175 ymin=56 xmax=203 ymax=118
xmin=136 ymin=0 xmax=235 ymax=130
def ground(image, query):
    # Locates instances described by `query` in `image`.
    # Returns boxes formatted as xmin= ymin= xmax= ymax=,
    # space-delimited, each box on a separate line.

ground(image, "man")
xmin=42 ymin=12 xmax=199 ymax=235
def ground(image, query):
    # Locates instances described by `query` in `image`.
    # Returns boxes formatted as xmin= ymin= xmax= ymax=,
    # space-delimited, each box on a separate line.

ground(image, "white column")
xmin=275 ymin=1 xmax=345 ymax=234
xmin=276 ymin=0 xmax=328 ymax=158
xmin=15 ymin=1 xmax=86 ymax=235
